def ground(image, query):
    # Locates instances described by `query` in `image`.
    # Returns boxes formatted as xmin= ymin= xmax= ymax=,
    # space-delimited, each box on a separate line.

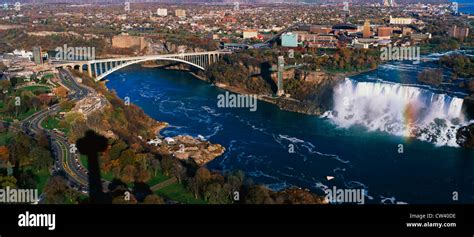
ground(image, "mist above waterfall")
xmin=324 ymin=78 xmax=466 ymax=147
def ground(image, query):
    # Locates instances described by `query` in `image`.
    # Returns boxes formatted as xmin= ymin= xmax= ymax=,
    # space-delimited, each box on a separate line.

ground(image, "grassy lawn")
xmin=18 ymin=85 xmax=51 ymax=94
xmin=42 ymin=115 xmax=70 ymax=135
xmin=154 ymin=182 xmax=206 ymax=204
xmin=42 ymin=115 xmax=61 ymax=130
xmin=147 ymin=169 xmax=206 ymax=204
xmin=42 ymin=74 xmax=54 ymax=80
xmin=16 ymin=108 xmax=38 ymax=121
xmin=0 ymin=108 xmax=37 ymax=122
xmin=0 ymin=131 xmax=13 ymax=146
xmin=147 ymin=171 xmax=169 ymax=187
xmin=80 ymin=155 xmax=204 ymax=204
xmin=35 ymin=168 xmax=51 ymax=193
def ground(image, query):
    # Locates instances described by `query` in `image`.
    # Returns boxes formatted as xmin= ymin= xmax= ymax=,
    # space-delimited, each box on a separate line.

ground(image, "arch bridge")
xmin=54 ymin=51 xmax=230 ymax=81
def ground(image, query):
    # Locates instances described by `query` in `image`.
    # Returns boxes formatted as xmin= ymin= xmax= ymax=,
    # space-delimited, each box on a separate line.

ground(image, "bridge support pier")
xmin=88 ymin=63 xmax=92 ymax=78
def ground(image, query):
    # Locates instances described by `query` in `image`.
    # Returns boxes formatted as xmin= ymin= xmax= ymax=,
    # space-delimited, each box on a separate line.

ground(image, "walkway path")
xmin=150 ymin=177 xmax=178 ymax=192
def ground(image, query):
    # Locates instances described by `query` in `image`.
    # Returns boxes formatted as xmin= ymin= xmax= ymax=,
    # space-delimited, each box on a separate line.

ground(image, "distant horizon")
xmin=2 ymin=0 xmax=452 ymax=5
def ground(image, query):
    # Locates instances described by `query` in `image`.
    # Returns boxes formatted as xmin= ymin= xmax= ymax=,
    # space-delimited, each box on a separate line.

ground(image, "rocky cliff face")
xmin=456 ymin=123 xmax=474 ymax=148
xmin=463 ymin=97 xmax=474 ymax=120
xmin=276 ymin=70 xmax=343 ymax=115
xmin=166 ymin=135 xmax=226 ymax=166
xmin=206 ymin=55 xmax=343 ymax=116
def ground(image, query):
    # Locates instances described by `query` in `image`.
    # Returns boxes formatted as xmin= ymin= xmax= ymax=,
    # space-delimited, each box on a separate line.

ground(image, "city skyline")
xmin=0 ymin=0 xmax=472 ymax=232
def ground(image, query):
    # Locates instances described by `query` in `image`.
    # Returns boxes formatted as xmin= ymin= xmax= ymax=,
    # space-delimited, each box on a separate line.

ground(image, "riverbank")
xmin=191 ymin=68 xmax=372 ymax=116
xmin=89 ymin=68 xmax=330 ymax=204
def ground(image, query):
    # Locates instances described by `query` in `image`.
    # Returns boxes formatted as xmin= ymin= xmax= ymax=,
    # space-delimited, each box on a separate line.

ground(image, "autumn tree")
xmin=109 ymin=140 xmax=127 ymax=160
xmin=150 ymin=158 xmax=161 ymax=177
xmin=121 ymin=164 xmax=137 ymax=184
xmin=35 ymin=131 xmax=50 ymax=149
xmin=135 ymin=168 xmax=151 ymax=183
xmin=142 ymin=194 xmax=165 ymax=204
xmin=170 ymin=160 xmax=186 ymax=184
xmin=53 ymin=86 xmax=68 ymax=98
xmin=160 ymin=154 xmax=174 ymax=176
xmin=195 ymin=167 xmax=211 ymax=195
xmin=43 ymin=176 xmax=79 ymax=204
xmin=244 ymin=185 xmax=274 ymax=204
xmin=38 ymin=93 xmax=52 ymax=106
xmin=59 ymin=100 xmax=75 ymax=111
xmin=204 ymin=183 xmax=230 ymax=204
xmin=0 ymin=146 xmax=9 ymax=164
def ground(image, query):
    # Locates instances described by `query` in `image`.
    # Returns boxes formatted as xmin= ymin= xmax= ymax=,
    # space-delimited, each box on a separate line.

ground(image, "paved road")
xmin=57 ymin=69 xmax=109 ymax=192
xmin=19 ymin=68 xmax=108 ymax=196
xmin=20 ymin=70 xmax=89 ymax=193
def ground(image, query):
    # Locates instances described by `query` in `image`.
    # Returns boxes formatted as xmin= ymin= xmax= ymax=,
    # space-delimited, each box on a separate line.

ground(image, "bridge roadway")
xmin=53 ymin=50 xmax=231 ymax=81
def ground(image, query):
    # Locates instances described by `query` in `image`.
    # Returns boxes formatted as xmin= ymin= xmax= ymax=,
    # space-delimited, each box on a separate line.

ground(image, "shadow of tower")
xmin=76 ymin=130 xmax=108 ymax=204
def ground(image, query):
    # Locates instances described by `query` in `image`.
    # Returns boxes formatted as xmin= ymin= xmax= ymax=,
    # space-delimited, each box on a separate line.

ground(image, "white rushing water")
xmin=324 ymin=78 xmax=466 ymax=147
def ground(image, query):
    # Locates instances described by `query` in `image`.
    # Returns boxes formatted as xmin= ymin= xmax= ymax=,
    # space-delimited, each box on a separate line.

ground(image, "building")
xmin=410 ymin=33 xmax=432 ymax=41
xmin=33 ymin=47 xmax=43 ymax=65
xmin=332 ymin=23 xmax=358 ymax=34
xmin=389 ymin=16 xmax=413 ymax=25
xmin=292 ymin=31 xmax=309 ymax=42
xmin=306 ymin=35 xmax=338 ymax=49
xmin=281 ymin=32 xmax=298 ymax=47
xmin=111 ymin=35 xmax=147 ymax=51
xmin=242 ymin=29 xmax=258 ymax=39
xmin=449 ymin=26 xmax=469 ymax=40
xmin=12 ymin=49 xmax=33 ymax=59
xmin=354 ymin=42 xmax=369 ymax=49
xmin=363 ymin=20 xmax=371 ymax=38
xmin=221 ymin=43 xmax=249 ymax=51
xmin=156 ymin=8 xmax=167 ymax=17
xmin=377 ymin=27 xmax=393 ymax=39
xmin=175 ymin=9 xmax=186 ymax=18
xmin=310 ymin=25 xmax=332 ymax=34
xmin=353 ymin=38 xmax=380 ymax=48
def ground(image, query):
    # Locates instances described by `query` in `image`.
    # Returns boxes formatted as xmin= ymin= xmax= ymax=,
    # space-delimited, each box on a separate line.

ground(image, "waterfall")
xmin=325 ymin=78 xmax=466 ymax=147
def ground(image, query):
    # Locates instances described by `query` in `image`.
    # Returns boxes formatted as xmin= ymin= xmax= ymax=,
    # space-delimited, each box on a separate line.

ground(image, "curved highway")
xmin=21 ymin=68 xmax=96 ymax=194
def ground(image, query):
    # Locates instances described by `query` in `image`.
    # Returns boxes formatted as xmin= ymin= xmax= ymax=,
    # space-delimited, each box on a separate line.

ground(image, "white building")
xmin=164 ymin=137 xmax=176 ymax=145
xmin=242 ymin=29 xmax=258 ymax=39
xmin=157 ymin=8 xmax=167 ymax=17
xmin=147 ymin=138 xmax=162 ymax=146
xmin=389 ymin=16 xmax=413 ymax=25
xmin=175 ymin=9 xmax=186 ymax=18
xmin=12 ymin=49 xmax=33 ymax=59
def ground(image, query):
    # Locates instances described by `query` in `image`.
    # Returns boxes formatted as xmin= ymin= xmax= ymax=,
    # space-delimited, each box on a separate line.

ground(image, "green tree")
xmin=30 ymin=147 xmax=52 ymax=171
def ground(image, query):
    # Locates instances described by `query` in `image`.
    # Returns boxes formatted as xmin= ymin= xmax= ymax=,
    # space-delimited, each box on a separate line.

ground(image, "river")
xmin=104 ymin=51 xmax=474 ymax=204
